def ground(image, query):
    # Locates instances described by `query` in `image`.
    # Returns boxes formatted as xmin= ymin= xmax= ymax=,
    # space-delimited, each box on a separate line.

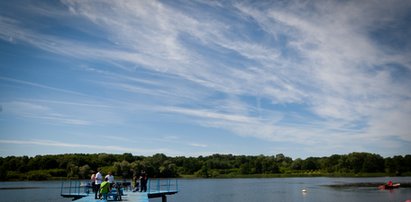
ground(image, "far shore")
xmin=1 ymin=172 xmax=411 ymax=182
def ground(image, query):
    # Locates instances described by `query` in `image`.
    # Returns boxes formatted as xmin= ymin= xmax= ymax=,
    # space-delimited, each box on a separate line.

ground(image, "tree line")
xmin=0 ymin=152 xmax=410 ymax=181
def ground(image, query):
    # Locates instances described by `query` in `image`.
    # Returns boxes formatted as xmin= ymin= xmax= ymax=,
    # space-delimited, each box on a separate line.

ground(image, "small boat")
xmin=379 ymin=183 xmax=400 ymax=189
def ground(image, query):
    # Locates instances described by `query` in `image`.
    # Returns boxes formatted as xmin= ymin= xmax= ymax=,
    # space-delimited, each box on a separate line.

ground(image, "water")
xmin=153 ymin=177 xmax=411 ymax=202
xmin=0 ymin=181 xmax=72 ymax=202
xmin=1 ymin=177 xmax=410 ymax=202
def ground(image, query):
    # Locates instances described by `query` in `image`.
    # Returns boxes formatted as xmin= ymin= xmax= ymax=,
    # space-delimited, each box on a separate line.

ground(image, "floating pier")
xmin=61 ymin=179 xmax=178 ymax=202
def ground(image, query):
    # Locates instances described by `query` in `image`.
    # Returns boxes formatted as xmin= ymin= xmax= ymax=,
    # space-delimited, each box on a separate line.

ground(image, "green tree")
xmin=322 ymin=154 xmax=341 ymax=172
xmin=79 ymin=164 xmax=91 ymax=179
xmin=114 ymin=160 xmax=131 ymax=179
xmin=0 ymin=160 xmax=7 ymax=180
xmin=67 ymin=163 xmax=79 ymax=178
xmin=159 ymin=161 xmax=177 ymax=177
xmin=239 ymin=162 xmax=251 ymax=174
xmin=362 ymin=153 xmax=384 ymax=173
xmin=347 ymin=152 xmax=366 ymax=173
xmin=291 ymin=158 xmax=303 ymax=170
xmin=195 ymin=164 xmax=210 ymax=178
xmin=301 ymin=157 xmax=319 ymax=170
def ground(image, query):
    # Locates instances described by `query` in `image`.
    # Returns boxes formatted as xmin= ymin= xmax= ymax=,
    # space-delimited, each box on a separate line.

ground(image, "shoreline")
xmin=1 ymin=173 xmax=411 ymax=182
xmin=180 ymin=172 xmax=411 ymax=179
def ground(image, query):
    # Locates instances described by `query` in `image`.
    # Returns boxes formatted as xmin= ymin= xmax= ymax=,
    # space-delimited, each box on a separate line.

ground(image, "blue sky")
xmin=1 ymin=0 xmax=410 ymax=159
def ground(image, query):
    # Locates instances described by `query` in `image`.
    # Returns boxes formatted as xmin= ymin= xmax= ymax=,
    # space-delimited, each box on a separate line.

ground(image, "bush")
xmin=26 ymin=170 xmax=52 ymax=181
xmin=6 ymin=171 xmax=24 ymax=180
xmin=48 ymin=169 xmax=67 ymax=177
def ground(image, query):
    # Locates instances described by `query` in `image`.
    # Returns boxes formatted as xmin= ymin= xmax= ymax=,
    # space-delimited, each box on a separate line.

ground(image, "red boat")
xmin=379 ymin=183 xmax=400 ymax=189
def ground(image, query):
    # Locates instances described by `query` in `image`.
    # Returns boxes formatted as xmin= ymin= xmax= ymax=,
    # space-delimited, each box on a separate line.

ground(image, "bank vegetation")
xmin=0 ymin=152 xmax=410 ymax=181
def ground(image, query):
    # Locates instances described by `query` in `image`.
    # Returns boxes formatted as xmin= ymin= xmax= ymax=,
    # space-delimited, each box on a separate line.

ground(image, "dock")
xmin=61 ymin=179 xmax=178 ymax=202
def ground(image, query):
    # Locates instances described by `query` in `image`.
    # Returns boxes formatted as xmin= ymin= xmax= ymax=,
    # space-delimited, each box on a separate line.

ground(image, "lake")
xmin=1 ymin=177 xmax=410 ymax=202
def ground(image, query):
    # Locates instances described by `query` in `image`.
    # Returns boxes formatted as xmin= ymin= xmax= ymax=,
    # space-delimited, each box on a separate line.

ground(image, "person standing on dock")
xmin=95 ymin=169 xmax=103 ymax=199
xmin=140 ymin=170 xmax=148 ymax=192
xmin=132 ymin=175 xmax=140 ymax=192
xmin=105 ymin=171 xmax=115 ymax=188
xmin=90 ymin=171 xmax=96 ymax=193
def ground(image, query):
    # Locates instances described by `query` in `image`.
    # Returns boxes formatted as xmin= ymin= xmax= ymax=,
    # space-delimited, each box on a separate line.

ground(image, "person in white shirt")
xmin=94 ymin=170 xmax=103 ymax=199
xmin=105 ymin=172 xmax=115 ymax=188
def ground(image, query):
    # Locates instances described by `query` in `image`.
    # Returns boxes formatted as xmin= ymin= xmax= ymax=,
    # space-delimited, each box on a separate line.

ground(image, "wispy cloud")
xmin=0 ymin=139 xmax=166 ymax=154
xmin=161 ymin=107 xmax=257 ymax=124
xmin=188 ymin=143 xmax=208 ymax=148
xmin=3 ymin=101 xmax=92 ymax=126
xmin=0 ymin=76 xmax=85 ymax=96
xmin=234 ymin=1 xmax=411 ymax=136
xmin=1 ymin=0 xmax=410 ymax=157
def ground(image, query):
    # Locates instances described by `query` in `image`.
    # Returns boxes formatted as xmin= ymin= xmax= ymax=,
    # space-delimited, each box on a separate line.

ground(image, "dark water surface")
xmin=1 ymin=177 xmax=411 ymax=202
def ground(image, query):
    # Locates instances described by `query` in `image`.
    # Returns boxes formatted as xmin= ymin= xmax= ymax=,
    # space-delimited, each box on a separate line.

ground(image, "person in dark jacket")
xmin=140 ymin=171 xmax=148 ymax=192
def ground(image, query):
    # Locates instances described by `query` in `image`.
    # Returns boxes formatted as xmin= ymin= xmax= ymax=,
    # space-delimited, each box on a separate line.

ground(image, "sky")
xmin=0 ymin=0 xmax=411 ymax=159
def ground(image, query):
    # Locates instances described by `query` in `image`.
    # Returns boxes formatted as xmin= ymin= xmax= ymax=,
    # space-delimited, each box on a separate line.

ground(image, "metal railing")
xmin=60 ymin=178 xmax=178 ymax=199
xmin=148 ymin=178 xmax=179 ymax=193
xmin=60 ymin=180 xmax=91 ymax=198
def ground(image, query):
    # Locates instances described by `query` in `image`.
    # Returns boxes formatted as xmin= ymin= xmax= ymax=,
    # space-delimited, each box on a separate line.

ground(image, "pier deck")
xmin=61 ymin=179 xmax=178 ymax=202
xmin=73 ymin=191 xmax=178 ymax=202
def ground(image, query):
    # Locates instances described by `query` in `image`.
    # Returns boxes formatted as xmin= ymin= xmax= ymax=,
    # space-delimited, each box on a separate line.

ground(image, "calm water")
xmin=1 ymin=177 xmax=410 ymax=202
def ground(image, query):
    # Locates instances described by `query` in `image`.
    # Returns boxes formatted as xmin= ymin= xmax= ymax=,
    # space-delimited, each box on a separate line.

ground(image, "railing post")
xmin=148 ymin=179 xmax=151 ymax=193
xmin=69 ymin=180 xmax=72 ymax=194
xmin=176 ymin=178 xmax=178 ymax=191
xmin=60 ymin=179 xmax=64 ymax=195
xmin=167 ymin=179 xmax=170 ymax=192
xmin=157 ymin=179 xmax=160 ymax=192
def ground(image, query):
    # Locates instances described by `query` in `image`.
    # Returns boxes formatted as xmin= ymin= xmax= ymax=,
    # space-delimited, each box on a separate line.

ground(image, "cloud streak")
xmin=3 ymin=101 xmax=92 ymax=126
xmin=0 ymin=76 xmax=85 ymax=96
xmin=0 ymin=139 xmax=164 ymax=154
xmin=0 ymin=0 xmax=410 ymax=157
